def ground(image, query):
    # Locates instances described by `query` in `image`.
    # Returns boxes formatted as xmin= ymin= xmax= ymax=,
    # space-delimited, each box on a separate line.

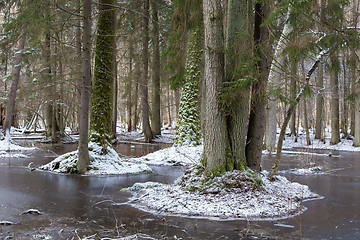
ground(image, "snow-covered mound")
xmin=129 ymin=145 xmax=202 ymax=166
xmin=125 ymin=170 xmax=320 ymax=221
xmin=40 ymin=142 xmax=152 ymax=175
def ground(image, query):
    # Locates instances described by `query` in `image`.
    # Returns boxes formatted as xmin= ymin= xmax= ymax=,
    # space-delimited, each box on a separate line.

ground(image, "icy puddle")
xmin=0 ymin=144 xmax=360 ymax=239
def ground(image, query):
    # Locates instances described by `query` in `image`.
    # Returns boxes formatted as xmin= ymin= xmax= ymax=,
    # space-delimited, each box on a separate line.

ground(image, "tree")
xmin=4 ymin=27 xmax=26 ymax=139
xmin=151 ymin=0 xmax=161 ymax=136
xmin=202 ymin=0 xmax=228 ymax=173
xmin=140 ymin=0 xmax=153 ymax=143
xmin=90 ymin=0 xmax=115 ymax=152
xmin=174 ymin=26 xmax=203 ymax=146
xmin=77 ymin=0 xmax=92 ymax=173
xmin=265 ymin=7 xmax=293 ymax=152
xmin=245 ymin=0 xmax=270 ymax=171
xmin=329 ymin=51 xmax=341 ymax=145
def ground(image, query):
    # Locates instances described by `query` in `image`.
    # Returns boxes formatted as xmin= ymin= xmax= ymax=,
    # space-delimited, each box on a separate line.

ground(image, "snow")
xmin=124 ymin=171 xmax=320 ymax=221
xmin=281 ymin=130 xmax=360 ymax=152
xmin=0 ymin=139 xmax=36 ymax=151
xmin=129 ymin=145 xmax=202 ymax=166
xmin=40 ymin=141 xmax=152 ymax=175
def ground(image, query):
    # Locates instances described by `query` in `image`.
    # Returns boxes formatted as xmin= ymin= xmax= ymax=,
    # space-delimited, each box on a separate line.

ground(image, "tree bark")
xmin=269 ymin=49 xmax=327 ymax=179
xmin=245 ymin=1 xmax=270 ymax=171
xmin=330 ymin=52 xmax=340 ymax=145
xmin=91 ymin=0 xmax=115 ymax=151
xmin=289 ymin=59 xmax=297 ymax=136
xmin=77 ymin=0 xmax=92 ymax=173
xmin=353 ymin=66 xmax=360 ymax=146
xmin=5 ymin=28 xmax=26 ymax=138
xmin=315 ymin=58 xmax=324 ymax=139
xmin=127 ymin=38 xmax=134 ymax=132
xmin=203 ymin=0 xmax=227 ymax=173
xmin=111 ymin=12 xmax=118 ymax=140
xmin=151 ymin=0 xmax=161 ymax=136
xmin=265 ymin=8 xmax=293 ymax=152
xmin=225 ymin=0 xmax=252 ymax=170
xmin=141 ymin=0 xmax=153 ymax=143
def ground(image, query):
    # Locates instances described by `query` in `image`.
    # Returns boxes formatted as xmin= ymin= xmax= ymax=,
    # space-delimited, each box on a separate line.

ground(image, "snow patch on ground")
xmin=40 ymin=142 xmax=152 ymax=175
xmin=0 ymin=139 xmax=36 ymax=151
xmin=281 ymin=131 xmax=360 ymax=152
xmin=129 ymin=145 xmax=202 ymax=166
xmin=281 ymin=166 xmax=324 ymax=175
xmin=125 ymin=171 xmax=320 ymax=221
xmin=0 ymin=150 xmax=29 ymax=158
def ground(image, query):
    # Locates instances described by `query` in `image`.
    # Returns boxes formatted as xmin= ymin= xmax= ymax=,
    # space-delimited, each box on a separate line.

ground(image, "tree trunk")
xmin=127 ymin=38 xmax=133 ymax=132
xmin=225 ymin=0 xmax=252 ymax=169
xmin=141 ymin=0 xmax=153 ymax=143
xmin=265 ymin=8 xmax=293 ymax=152
xmin=341 ymin=57 xmax=349 ymax=138
xmin=77 ymin=0 xmax=92 ymax=173
xmin=353 ymin=67 xmax=360 ymax=146
xmin=303 ymin=99 xmax=311 ymax=145
xmin=290 ymin=59 xmax=297 ymax=136
xmin=91 ymin=0 xmax=115 ymax=152
xmin=330 ymin=52 xmax=340 ymax=145
xmin=245 ymin=1 xmax=270 ymax=171
xmin=315 ymin=58 xmax=324 ymax=139
xmin=175 ymin=27 xmax=203 ymax=146
xmin=203 ymin=0 xmax=228 ymax=173
xmin=269 ymin=50 xmax=325 ymax=179
xmin=350 ymin=52 xmax=356 ymax=136
xmin=151 ymin=0 xmax=161 ymax=136
xmin=111 ymin=14 xmax=118 ymax=140
xmin=5 ymin=28 xmax=26 ymax=138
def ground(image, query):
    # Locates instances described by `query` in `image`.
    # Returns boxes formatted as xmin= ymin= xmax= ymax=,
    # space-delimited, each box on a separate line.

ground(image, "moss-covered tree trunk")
xmin=174 ymin=27 xmax=203 ymax=146
xmin=151 ymin=0 xmax=161 ymax=136
xmin=91 ymin=0 xmax=115 ymax=151
xmin=245 ymin=1 xmax=270 ymax=171
xmin=111 ymin=13 xmax=118 ymax=140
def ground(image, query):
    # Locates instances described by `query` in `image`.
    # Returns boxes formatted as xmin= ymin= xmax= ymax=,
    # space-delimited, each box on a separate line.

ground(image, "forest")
xmin=0 ymin=0 xmax=360 ymax=239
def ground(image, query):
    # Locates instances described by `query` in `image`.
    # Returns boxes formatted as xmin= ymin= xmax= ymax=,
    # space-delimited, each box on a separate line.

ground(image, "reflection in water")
xmin=0 ymin=144 xmax=360 ymax=239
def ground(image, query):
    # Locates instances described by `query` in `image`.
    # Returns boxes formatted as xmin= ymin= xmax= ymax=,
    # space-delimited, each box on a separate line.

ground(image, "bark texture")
xmin=77 ymin=0 xmax=92 ymax=173
xmin=315 ymin=59 xmax=324 ymax=139
xmin=5 ymin=28 xmax=26 ymax=136
xmin=265 ymin=9 xmax=293 ymax=152
xmin=225 ymin=0 xmax=252 ymax=169
xmin=151 ymin=0 xmax=161 ymax=136
xmin=330 ymin=52 xmax=340 ymax=145
xmin=91 ymin=0 xmax=115 ymax=151
xmin=245 ymin=1 xmax=270 ymax=171
xmin=141 ymin=0 xmax=153 ymax=143
xmin=202 ymin=0 xmax=228 ymax=173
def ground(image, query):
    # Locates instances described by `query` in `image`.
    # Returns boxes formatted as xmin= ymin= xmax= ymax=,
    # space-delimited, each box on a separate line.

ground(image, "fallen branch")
xmin=269 ymin=49 xmax=329 ymax=179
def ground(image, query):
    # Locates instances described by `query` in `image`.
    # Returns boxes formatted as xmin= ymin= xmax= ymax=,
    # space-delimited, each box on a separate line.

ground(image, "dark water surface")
xmin=0 ymin=142 xmax=359 ymax=239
